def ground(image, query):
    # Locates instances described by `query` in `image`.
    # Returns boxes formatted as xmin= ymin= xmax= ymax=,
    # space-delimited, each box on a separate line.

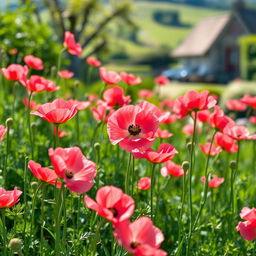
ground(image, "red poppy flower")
xmin=226 ymin=99 xmax=247 ymax=111
xmin=120 ymin=72 xmax=142 ymax=86
xmin=155 ymin=128 xmax=173 ymax=139
xmin=24 ymin=55 xmax=44 ymax=70
xmin=64 ymin=31 xmax=82 ymax=56
xmin=107 ymin=105 xmax=159 ymax=152
xmin=236 ymin=207 xmax=256 ymax=241
xmin=182 ymin=123 xmax=202 ymax=136
xmin=241 ymin=94 xmax=256 ymax=108
xmin=86 ymin=56 xmax=101 ymax=67
xmin=114 ymin=217 xmax=164 ymax=254
xmin=135 ymin=244 xmax=167 ymax=256
xmin=53 ymin=126 xmax=68 ymax=138
xmin=209 ymin=106 xmax=235 ymax=132
xmin=223 ymin=125 xmax=256 ymax=141
xmin=28 ymin=160 xmax=61 ymax=187
xmin=137 ymin=177 xmax=151 ymax=190
xmin=138 ymin=90 xmax=153 ymax=99
xmin=200 ymin=175 xmax=224 ymax=188
xmin=0 ymin=187 xmax=22 ymax=208
xmin=161 ymin=160 xmax=184 ymax=177
xmin=214 ymin=132 xmax=238 ymax=152
xmin=161 ymin=113 xmax=177 ymax=125
xmin=173 ymin=90 xmax=217 ymax=118
xmin=144 ymin=143 xmax=178 ymax=164
xmin=197 ymin=109 xmax=211 ymax=123
xmin=91 ymin=101 xmax=114 ymax=123
xmin=103 ymin=86 xmax=131 ymax=108
xmin=1 ymin=64 xmax=28 ymax=81
xmin=199 ymin=143 xmax=222 ymax=156
xmin=22 ymin=97 xmax=39 ymax=110
xmin=31 ymin=98 xmax=78 ymax=124
xmin=49 ymin=147 xmax=97 ymax=194
xmin=0 ymin=125 xmax=8 ymax=142
xmin=84 ymin=185 xmax=134 ymax=224
xmin=250 ymin=116 xmax=256 ymax=124
xmin=58 ymin=70 xmax=74 ymax=79
xmin=99 ymin=67 xmax=121 ymax=85
xmin=68 ymin=99 xmax=91 ymax=111
xmin=155 ymin=76 xmax=169 ymax=85
xmin=160 ymin=99 xmax=174 ymax=111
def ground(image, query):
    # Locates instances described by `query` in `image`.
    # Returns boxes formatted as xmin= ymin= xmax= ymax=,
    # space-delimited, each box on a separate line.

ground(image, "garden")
xmin=1 ymin=1 xmax=256 ymax=256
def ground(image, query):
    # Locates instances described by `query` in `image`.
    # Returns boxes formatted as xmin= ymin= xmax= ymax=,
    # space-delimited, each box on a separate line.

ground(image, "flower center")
xmin=130 ymin=241 xmax=141 ymax=249
xmin=128 ymin=124 xmax=141 ymax=136
xmin=108 ymin=207 xmax=118 ymax=217
xmin=65 ymin=170 xmax=73 ymax=179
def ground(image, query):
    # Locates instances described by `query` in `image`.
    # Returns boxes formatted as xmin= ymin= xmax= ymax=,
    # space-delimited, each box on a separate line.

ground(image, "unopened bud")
xmin=229 ymin=160 xmax=237 ymax=170
xmin=6 ymin=118 xmax=13 ymax=128
xmin=94 ymin=142 xmax=100 ymax=149
xmin=8 ymin=238 xmax=22 ymax=252
xmin=51 ymin=66 xmax=57 ymax=76
xmin=186 ymin=142 xmax=192 ymax=152
xmin=31 ymin=181 xmax=38 ymax=190
xmin=182 ymin=161 xmax=190 ymax=171
xmin=31 ymin=123 xmax=37 ymax=130
xmin=74 ymin=80 xmax=79 ymax=87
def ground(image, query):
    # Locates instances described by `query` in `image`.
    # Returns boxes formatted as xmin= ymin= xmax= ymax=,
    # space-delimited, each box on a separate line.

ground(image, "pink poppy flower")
xmin=88 ymin=94 xmax=98 ymax=102
xmin=214 ymin=132 xmax=238 ymax=153
xmin=86 ymin=56 xmax=101 ymax=67
xmin=209 ymin=106 xmax=235 ymax=132
xmin=53 ymin=126 xmax=68 ymax=138
xmin=199 ymin=143 xmax=222 ymax=156
xmin=1 ymin=64 xmax=28 ymax=81
xmin=241 ymin=94 xmax=256 ymax=108
xmin=155 ymin=76 xmax=169 ymax=85
xmin=200 ymin=175 xmax=224 ymax=188
xmin=173 ymin=90 xmax=217 ymax=118
xmin=22 ymin=97 xmax=39 ymax=110
xmin=161 ymin=113 xmax=177 ymax=125
xmin=135 ymin=244 xmax=167 ymax=256
xmin=49 ymin=147 xmax=97 ymax=194
xmin=99 ymin=67 xmax=121 ymax=85
xmin=120 ymin=72 xmax=142 ymax=86
xmin=0 ymin=187 xmax=22 ymax=208
xmin=31 ymin=99 xmax=78 ymax=124
xmin=103 ymin=86 xmax=131 ymax=108
xmin=155 ymin=128 xmax=173 ymax=139
xmin=197 ymin=109 xmax=211 ymax=123
xmin=226 ymin=99 xmax=247 ymax=111
xmin=236 ymin=207 xmax=256 ymax=241
xmin=64 ymin=31 xmax=82 ymax=56
xmin=137 ymin=177 xmax=151 ymax=190
xmin=58 ymin=70 xmax=74 ymax=79
xmin=138 ymin=90 xmax=153 ymax=99
xmin=160 ymin=99 xmax=174 ymax=111
xmin=249 ymin=116 xmax=256 ymax=124
xmin=68 ymin=99 xmax=91 ymax=111
xmin=91 ymin=101 xmax=114 ymax=123
xmin=107 ymin=105 xmax=159 ymax=152
xmin=223 ymin=125 xmax=256 ymax=141
xmin=84 ymin=186 xmax=134 ymax=224
xmin=24 ymin=55 xmax=44 ymax=70
xmin=114 ymin=217 xmax=164 ymax=254
xmin=161 ymin=160 xmax=184 ymax=177
xmin=0 ymin=125 xmax=8 ymax=142
xmin=144 ymin=143 xmax=178 ymax=164
xmin=182 ymin=123 xmax=202 ymax=136
xmin=28 ymin=160 xmax=61 ymax=187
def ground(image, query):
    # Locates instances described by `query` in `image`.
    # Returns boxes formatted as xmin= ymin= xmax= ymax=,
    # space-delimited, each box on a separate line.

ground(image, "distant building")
xmin=171 ymin=0 xmax=256 ymax=83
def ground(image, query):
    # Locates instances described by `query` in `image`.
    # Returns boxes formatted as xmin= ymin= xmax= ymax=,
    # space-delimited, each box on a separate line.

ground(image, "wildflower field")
xmin=1 ymin=31 xmax=256 ymax=256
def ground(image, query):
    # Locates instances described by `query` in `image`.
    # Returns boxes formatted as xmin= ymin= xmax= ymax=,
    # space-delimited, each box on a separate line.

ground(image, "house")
xmin=171 ymin=0 xmax=256 ymax=83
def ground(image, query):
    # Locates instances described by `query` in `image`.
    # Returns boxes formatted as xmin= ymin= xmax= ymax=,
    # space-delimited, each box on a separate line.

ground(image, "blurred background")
xmin=0 ymin=0 xmax=255 ymax=99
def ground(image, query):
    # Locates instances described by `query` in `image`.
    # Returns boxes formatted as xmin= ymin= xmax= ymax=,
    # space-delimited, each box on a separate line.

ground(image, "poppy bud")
xmin=6 ymin=118 xmax=13 ymax=128
xmin=50 ymin=66 xmax=57 ymax=77
xmin=182 ymin=161 xmax=190 ymax=171
xmin=94 ymin=142 xmax=100 ymax=149
xmin=229 ymin=160 xmax=237 ymax=170
xmin=31 ymin=122 xmax=37 ymax=131
xmin=31 ymin=181 xmax=38 ymax=190
xmin=186 ymin=142 xmax=192 ymax=152
xmin=8 ymin=238 xmax=22 ymax=252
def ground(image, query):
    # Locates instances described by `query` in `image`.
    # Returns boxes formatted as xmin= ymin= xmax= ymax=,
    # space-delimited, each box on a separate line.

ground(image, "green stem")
xmin=3 ymin=125 xmax=10 ymax=187
xmin=91 ymin=219 xmax=106 ymax=256
xmin=131 ymin=157 xmax=135 ymax=198
xmin=56 ymin=48 xmax=66 ymax=83
xmin=76 ymin=112 xmax=80 ymax=145
xmin=54 ymin=124 xmax=59 ymax=148
xmin=186 ymin=111 xmax=198 ymax=256
xmin=40 ymin=184 xmax=46 ymax=256
xmin=150 ymin=163 xmax=157 ymax=220
xmin=27 ymin=92 xmax=34 ymax=159
xmin=125 ymin=153 xmax=132 ymax=194
xmin=192 ymin=129 xmax=217 ymax=231
xmin=1 ymin=209 xmax=7 ymax=256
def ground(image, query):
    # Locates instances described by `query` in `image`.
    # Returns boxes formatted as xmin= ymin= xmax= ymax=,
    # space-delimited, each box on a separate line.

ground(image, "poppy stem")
xmin=125 ymin=152 xmax=132 ymax=194
xmin=40 ymin=184 xmax=46 ymax=255
xmin=192 ymin=129 xmax=217 ymax=231
xmin=3 ymin=119 xmax=11 ymax=187
xmin=150 ymin=163 xmax=157 ymax=220
xmin=186 ymin=111 xmax=198 ymax=256
xmin=91 ymin=219 xmax=106 ymax=256
xmin=1 ymin=209 xmax=7 ymax=256
xmin=27 ymin=92 xmax=34 ymax=158
xmin=54 ymin=124 xmax=59 ymax=148
xmin=76 ymin=111 xmax=80 ymax=145
xmin=56 ymin=48 xmax=66 ymax=83
xmin=131 ymin=156 xmax=135 ymax=198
